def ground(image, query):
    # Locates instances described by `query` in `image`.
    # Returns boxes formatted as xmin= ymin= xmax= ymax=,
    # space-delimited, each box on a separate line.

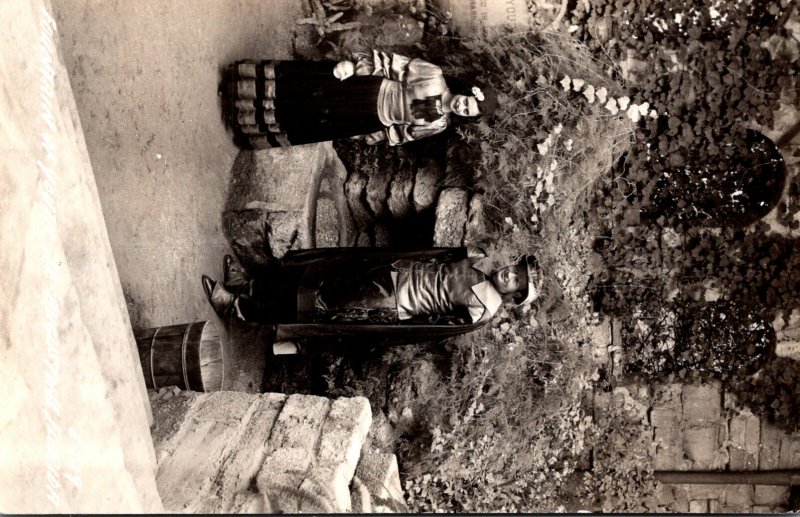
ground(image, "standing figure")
xmin=201 ymin=247 xmax=538 ymax=348
xmin=220 ymin=51 xmax=498 ymax=149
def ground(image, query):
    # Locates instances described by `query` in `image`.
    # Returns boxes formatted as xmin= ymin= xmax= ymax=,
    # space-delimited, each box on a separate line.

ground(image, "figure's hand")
xmin=333 ymin=61 xmax=355 ymax=81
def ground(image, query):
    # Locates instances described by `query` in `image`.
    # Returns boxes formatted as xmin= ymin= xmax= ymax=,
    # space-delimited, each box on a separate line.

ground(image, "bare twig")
xmin=546 ymin=0 xmax=570 ymax=32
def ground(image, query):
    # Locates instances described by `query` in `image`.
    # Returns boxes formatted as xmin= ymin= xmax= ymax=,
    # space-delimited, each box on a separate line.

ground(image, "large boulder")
xmin=223 ymin=143 xmax=356 ymax=270
xmin=151 ymin=392 xmax=375 ymax=513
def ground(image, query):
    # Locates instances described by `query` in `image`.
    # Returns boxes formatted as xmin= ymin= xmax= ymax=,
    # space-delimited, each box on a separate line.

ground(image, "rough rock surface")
xmin=367 ymin=167 xmax=393 ymax=219
xmin=224 ymin=142 xmax=359 ymax=264
xmin=465 ymin=193 xmax=487 ymax=245
xmin=388 ymin=166 xmax=415 ymax=219
xmin=345 ymin=172 xmax=375 ymax=231
xmin=433 ymin=188 xmax=469 ymax=246
xmin=0 ymin=2 xmax=161 ymax=511
xmin=351 ymin=452 xmax=406 ymax=513
xmin=412 ymin=159 xmax=445 ymax=212
xmin=316 ymin=194 xmax=341 ymax=248
xmin=151 ymin=391 xmax=389 ymax=513
xmin=223 ymin=146 xmax=324 ymax=264
xmin=592 ymin=370 xmax=800 ymax=513
xmin=374 ymin=223 xmax=394 ymax=247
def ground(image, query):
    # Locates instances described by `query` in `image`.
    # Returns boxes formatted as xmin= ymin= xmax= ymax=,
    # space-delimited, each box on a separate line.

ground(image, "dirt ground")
xmin=51 ymin=0 xmax=310 ymax=331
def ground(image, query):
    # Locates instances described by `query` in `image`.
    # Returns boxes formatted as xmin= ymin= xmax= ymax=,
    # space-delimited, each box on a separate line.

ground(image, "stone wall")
xmin=337 ymin=137 xmax=483 ymax=248
xmin=150 ymin=390 xmax=406 ymax=513
xmin=590 ymin=319 xmax=800 ymax=513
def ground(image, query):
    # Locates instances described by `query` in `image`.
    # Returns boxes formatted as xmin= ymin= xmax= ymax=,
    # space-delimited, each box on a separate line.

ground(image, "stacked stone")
xmin=343 ymin=141 xmax=484 ymax=248
xmin=150 ymin=391 xmax=406 ymax=513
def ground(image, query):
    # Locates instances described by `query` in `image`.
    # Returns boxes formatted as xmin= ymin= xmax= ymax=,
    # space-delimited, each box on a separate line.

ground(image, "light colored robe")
xmin=351 ymin=50 xmax=450 ymax=146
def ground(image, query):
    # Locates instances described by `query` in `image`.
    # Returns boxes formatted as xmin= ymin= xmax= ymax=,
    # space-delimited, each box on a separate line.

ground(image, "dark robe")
xmin=238 ymin=247 xmax=491 ymax=347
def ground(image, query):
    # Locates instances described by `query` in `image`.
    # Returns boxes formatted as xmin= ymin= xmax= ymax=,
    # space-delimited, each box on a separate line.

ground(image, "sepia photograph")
xmin=1 ymin=0 xmax=799 ymax=512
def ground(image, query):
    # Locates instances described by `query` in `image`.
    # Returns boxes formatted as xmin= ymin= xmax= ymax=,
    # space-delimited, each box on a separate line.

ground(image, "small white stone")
xmin=605 ymin=98 xmax=619 ymax=114
xmin=704 ymin=288 xmax=721 ymax=302
xmin=617 ymin=96 xmax=630 ymax=110
xmin=638 ymin=102 xmax=650 ymax=115
xmin=627 ymin=105 xmax=641 ymax=122
xmin=560 ymin=75 xmax=571 ymax=91
xmin=583 ymin=84 xmax=596 ymax=103
xmin=595 ymin=87 xmax=608 ymax=104
xmin=572 ymin=78 xmax=585 ymax=91
xmin=649 ymin=109 xmax=659 ymax=119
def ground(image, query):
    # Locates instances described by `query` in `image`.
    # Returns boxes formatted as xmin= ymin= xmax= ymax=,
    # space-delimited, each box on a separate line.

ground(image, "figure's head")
xmin=491 ymin=255 xmax=539 ymax=305
xmin=445 ymin=78 xmax=499 ymax=119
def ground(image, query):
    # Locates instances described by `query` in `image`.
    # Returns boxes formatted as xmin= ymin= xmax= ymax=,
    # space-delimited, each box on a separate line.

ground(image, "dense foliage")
xmin=399 ymin=325 xmax=592 ymax=512
xmin=576 ymin=0 xmax=797 ymax=224
xmin=582 ymin=1 xmax=798 ymax=344
xmin=584 ymin=0 xmax=798 ymax=296
xmin=428 ymin=30 xmax=632 ymax=262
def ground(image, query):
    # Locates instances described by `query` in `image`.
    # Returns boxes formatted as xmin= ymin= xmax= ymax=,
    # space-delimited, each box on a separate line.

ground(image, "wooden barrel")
xmin=134 ymin=321 xmax=224 ymax=392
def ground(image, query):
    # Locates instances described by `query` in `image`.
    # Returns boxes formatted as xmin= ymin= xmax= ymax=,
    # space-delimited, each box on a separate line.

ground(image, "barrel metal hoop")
xmin=149 ymin=327 xmax=161 ymax=390
xmin=181 ymin=323 xmax=192 ymax=391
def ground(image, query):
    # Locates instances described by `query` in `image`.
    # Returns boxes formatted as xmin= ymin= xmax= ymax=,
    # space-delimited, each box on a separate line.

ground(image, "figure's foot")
xmin=223 ymin=254 xmax=248 ymax=290
xmin=202 ymin=275 xmax=239 ymax=319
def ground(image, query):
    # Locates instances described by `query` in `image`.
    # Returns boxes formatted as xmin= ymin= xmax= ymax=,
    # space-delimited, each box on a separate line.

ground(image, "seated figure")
xmin=201 ymin=247 xmax=539 ymax=348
